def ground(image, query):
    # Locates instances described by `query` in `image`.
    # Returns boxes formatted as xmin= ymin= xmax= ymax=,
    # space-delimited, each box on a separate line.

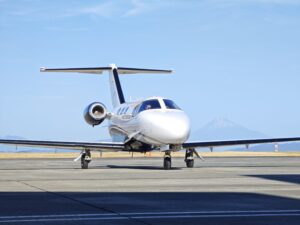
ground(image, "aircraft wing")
xmin=183 ymin=137 xmax=300 ymax=149
xmin=0 ymin=139 xmax=124 ymax=152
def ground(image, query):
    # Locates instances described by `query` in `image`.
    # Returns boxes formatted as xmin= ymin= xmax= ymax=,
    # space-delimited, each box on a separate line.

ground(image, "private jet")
xmin=1 ymin=64 xmax=300 ymax=169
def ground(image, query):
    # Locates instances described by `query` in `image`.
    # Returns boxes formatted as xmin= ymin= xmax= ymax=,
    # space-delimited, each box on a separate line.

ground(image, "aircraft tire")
xmin=163 ymin=157 xmax=172 ymax=170
xmin=186 ymin=159 xmax=194 ymax=168
xmin=81 ymin=160 xmax=89 ymax=169
xmin=81 ymin=154 xmax=89 ymax=169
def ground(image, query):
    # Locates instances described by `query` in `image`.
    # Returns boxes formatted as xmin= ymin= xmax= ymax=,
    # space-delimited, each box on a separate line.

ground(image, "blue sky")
xmin=1 ymin=0 xmax=300 ymax=141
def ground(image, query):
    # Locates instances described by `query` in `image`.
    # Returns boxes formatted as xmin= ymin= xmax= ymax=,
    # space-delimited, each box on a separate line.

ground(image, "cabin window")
xmin=163 ymin=99 xmax=181 ymax=110
xmin=138 ymin=99 xmax=161 ymax=113
xmin=117 ymin=108 xmax=122 ymax=115
xmin=124 ymin=107 xmax=129 ymax=114
xmin=120 ymin=107 xmax=126 ymax=115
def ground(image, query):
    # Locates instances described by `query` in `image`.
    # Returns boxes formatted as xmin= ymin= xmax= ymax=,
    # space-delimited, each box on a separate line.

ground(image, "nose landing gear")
xmin=163 ymin=151 xmax=172 ymax=170
xmin=81 ymin=150 xmax=91 ymax=169
xmin=185 ymin=149 xmax=194 ymax=168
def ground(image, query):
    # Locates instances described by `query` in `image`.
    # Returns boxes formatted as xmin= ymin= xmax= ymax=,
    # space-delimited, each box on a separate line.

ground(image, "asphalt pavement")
xmin=0 ymin=156 xmax=299 ymax=225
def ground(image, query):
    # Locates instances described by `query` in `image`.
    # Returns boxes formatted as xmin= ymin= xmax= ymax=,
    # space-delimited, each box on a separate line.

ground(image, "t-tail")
xmin=40 ymin=64 xmax=172 ymax=108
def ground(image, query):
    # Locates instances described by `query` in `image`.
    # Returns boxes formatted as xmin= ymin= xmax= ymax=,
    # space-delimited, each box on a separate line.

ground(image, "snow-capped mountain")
xmin=190 ymin=117 xmax=269 ymax=141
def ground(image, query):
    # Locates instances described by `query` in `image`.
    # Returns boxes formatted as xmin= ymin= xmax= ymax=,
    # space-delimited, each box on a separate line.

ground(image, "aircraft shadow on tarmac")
xmin=0 ymin=165 xmax=181 ymax=171
xmin=0 ymin=166 xmax=101 ymax=171
xmin=106 ymin=165 xmax=182 ymax=170
xmin=246 ymin=174 xmax=300 ymax=185
xmin=1 ymin=192 xmax=300 ymax=225
xmin=0 ymin=164 xmax=293 ymax=171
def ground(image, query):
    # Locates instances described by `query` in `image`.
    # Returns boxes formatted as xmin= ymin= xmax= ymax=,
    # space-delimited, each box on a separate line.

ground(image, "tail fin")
xmin=109 ymin=64 xmax=125 ymax=107
xmin=40 ymin=64 xmax=172 ymax=108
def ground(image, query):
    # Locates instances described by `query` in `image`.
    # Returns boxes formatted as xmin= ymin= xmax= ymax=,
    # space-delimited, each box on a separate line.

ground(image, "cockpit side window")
xmin=138 ymin=99 xmax=161 ymax=113
xmin=163 ymin=99 xmax=181 ymax=110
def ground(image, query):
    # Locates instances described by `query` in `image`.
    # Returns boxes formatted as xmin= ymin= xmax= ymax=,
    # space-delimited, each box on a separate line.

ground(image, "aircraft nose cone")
xmin=139 ymin=111 xmax=191 ymax=144
xmin=159 ymin=114 xmax=190 ymax=143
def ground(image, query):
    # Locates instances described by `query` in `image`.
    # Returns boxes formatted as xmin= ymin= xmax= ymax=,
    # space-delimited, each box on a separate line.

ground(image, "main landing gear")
xmin=163 ymin=149 xmax=197 ymax=170
xmin=185 ymin=149 xmax=194 ymax=168
xmin=81 ymin=150 xmax=91 ymax=169
xmin=163 ymin=151 xmax=172 ymax=170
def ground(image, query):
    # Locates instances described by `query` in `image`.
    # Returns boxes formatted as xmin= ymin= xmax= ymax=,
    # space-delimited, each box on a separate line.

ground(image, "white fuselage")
xmin=108 ymin=97 xmax=191 ymax=147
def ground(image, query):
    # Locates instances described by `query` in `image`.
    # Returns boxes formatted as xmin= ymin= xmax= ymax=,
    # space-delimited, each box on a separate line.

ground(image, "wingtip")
xmin=40 ymin=67 xmax=46 ymax=72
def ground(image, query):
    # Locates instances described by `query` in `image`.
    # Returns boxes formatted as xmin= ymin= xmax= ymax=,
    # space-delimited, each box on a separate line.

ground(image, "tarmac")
xmin=0 ymin=156 xmax=300 ymax=225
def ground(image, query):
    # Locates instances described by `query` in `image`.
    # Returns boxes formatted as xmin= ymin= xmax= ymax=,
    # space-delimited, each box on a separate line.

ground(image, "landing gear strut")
xmin=163 ymin=151 xmax=172 ymax=170
xmin=81 ymin=150 xmax=91 ymax=169
xmin=185 ymin=149 xmax=194 ymax=168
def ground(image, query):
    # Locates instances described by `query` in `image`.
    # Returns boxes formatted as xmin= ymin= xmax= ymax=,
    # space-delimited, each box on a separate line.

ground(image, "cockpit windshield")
xmin=138 ymin=99 xmax=161 ymax=113
xmin=163 ymin=99 xmax=181 ymax=110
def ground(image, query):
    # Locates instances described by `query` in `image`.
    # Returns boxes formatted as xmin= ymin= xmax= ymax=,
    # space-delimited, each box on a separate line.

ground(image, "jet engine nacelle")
xmin=84 ymin=102 xmax=107 ymax=126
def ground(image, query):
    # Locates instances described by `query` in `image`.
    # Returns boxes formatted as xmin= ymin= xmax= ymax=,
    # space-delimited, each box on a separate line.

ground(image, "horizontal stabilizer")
xmin=40 ymin=64 xmax=172 ymax=108
xmin=40 ymin=67 xmax=110 ymax=74
xmin=117 ymin=67 xmax=172 ymax=74
xmin=40 ymin=66 xmax=172 ymax=75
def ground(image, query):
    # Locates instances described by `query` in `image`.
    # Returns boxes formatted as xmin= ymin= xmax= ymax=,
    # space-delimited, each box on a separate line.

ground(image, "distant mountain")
xmin=0 ymin=135 xmax=27 ymax=152
xmin=190 ymin=117 xmax=269 ymax=141
xmin=1 ymin=135 xmax=26 ymax=140
xmin=189 ymin=118 xmax=300 ymax=152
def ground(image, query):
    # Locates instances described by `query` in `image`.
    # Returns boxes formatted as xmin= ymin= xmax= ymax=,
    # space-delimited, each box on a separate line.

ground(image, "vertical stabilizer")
xmin=108 ymin=64 xmax=125 ymax=108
